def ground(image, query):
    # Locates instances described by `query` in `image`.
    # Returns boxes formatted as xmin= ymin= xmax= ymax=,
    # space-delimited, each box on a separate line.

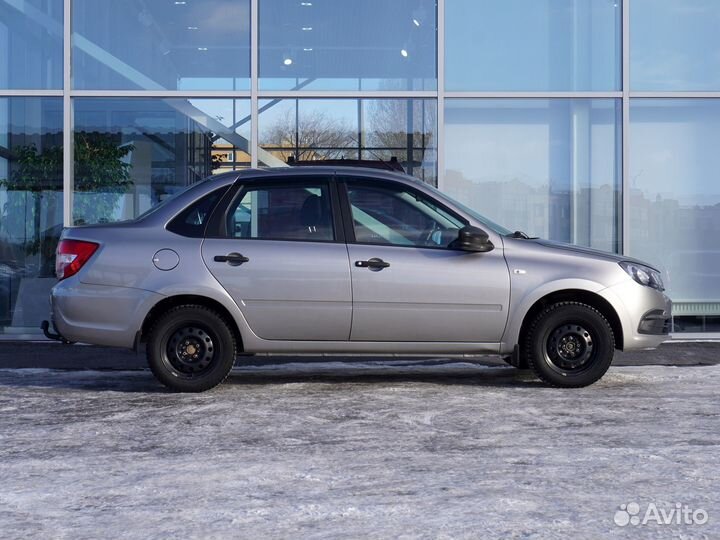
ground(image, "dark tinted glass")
xmin=167 ymin=187 xmax=230 ymax=237
xmin=228 ymin=183 xmax=334 ymax=242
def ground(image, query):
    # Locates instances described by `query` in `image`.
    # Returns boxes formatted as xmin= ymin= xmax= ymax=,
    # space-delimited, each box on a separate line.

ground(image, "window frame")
xmin=206 ymin=175 xmax=345 ymax=244
xmin=337 ymin=177 xmax=469 ymax=251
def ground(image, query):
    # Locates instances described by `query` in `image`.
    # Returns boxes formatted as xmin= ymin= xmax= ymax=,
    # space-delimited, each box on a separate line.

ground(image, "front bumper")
xmin=638 ymin=309 xmax=672 ymax=335
xmin=600 ymin=280 xmax=672 ymax=351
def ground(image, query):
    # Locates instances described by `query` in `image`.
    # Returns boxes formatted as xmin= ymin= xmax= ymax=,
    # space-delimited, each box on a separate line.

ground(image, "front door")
xmin=202 ymin=178 xmax=352 ymax=341
xmin=342 ymin=179 xmax=510 ymax=343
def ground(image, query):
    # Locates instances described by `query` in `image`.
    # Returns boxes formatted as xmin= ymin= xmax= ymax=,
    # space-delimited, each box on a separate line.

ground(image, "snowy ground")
xmin=0 ymin=361 xmax=718 ymax=539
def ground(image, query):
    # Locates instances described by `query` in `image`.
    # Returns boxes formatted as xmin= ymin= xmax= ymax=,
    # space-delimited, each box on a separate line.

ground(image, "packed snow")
xmin=0 ymin=361 xmax=718 ymax=539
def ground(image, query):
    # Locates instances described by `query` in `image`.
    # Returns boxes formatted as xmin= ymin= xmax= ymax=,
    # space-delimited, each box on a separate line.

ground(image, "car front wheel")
xmin=147 ymin=305 xmax=236 ymax=392
xmin=525 ymin=302 xmax=614 ymax=388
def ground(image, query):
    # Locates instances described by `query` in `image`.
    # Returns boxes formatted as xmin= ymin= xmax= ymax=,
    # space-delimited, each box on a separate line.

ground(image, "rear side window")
xmin=167 ymin=186 xmax=229 ymax=237
xmin=227 ymin=183 xmax=335 ymax=242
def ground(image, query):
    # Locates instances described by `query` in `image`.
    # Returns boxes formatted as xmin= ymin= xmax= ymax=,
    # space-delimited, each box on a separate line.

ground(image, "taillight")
xmin=55 ymin=239 xmax=99 ymax=280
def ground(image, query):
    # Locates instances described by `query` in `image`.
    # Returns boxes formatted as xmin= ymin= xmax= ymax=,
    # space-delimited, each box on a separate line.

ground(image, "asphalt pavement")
xmin=0 ymin=339 xmax=718 ymax=371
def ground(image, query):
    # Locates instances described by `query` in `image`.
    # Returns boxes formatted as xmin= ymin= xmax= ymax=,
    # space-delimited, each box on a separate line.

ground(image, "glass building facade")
xmin=1 ymin=0 xmax=719 ymax=336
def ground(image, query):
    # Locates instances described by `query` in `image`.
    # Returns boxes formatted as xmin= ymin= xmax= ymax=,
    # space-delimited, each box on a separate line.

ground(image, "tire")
xmin=147 ymin=305 xmax=236 ymax=392
xmin=525 ymin=302 xmax=614 ymax=388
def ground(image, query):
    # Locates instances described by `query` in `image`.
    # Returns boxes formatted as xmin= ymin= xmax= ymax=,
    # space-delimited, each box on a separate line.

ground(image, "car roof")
xmin=232 ymin=166 xmax=422 ymax=186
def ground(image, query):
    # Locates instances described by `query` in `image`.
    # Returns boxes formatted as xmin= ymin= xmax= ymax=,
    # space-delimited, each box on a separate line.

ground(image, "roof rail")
xmin=286 ymin=156 xmax=405 ymax=173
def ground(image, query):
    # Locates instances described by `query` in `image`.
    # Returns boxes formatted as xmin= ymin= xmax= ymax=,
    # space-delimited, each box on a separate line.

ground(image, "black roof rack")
xmin=286 ymin=156 xmax=405 ymax=173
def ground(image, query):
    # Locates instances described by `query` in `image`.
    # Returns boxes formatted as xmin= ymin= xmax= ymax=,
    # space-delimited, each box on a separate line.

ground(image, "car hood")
xmin=530 ymin=238 xmax=656 ymax=269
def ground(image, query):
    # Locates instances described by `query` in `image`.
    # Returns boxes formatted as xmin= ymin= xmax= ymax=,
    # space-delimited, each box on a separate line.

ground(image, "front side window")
xmin=227 ymin=183 xmax=334 ymax=242
xmin=347 ymin=183 xmax=464 ymax=248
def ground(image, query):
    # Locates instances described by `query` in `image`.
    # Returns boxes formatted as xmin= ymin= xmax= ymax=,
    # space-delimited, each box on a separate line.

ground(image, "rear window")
xmin=166 ymin=186 xmax=229 ymax=237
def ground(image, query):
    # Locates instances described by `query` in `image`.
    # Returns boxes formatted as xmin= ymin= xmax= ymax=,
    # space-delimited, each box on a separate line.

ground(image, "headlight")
xmin=619 ymin=261 xmax=665 ymax=291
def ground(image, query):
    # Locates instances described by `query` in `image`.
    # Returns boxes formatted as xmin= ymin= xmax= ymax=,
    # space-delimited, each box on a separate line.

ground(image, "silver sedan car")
xmin=44 ymin=167 xmax=671 ymax=392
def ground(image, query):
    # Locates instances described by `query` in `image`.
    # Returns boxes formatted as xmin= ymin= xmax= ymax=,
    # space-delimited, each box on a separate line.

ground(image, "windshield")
xmin=420 ymin=182 xmax=513 ymax=236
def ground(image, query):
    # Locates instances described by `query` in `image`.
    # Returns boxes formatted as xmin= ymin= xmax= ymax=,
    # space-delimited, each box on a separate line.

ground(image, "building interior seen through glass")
xmin=2 ymin=0 xmax=720 ymax=335
xmin=259 ymin=0 xmax=436 ymax=91
xmin=0 ymin=98 xmax=63 ymax=333
xmin=72 ymin=99 xmax=251 ymax=225
xmin=72 ymin=0 xmax=251 ymax=90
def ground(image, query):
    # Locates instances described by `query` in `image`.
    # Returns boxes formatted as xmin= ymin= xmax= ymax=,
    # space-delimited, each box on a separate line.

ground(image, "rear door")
xmin=341 ymin=178 xmax=510 ymax=343
xmin=201 ymin=176 xmax=352 ymax=341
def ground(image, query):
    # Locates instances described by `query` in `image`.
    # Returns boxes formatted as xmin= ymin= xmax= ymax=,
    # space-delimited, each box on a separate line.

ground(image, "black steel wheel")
xmin=545 ymin=323 xmax=595 ymax=374
xmin=164 ymin=325 xmax=216 ymax=377
xmin=525 ymin=302 xmax=614 ymax=387
xmin=147 ymin=305 xmax=236 ymax=392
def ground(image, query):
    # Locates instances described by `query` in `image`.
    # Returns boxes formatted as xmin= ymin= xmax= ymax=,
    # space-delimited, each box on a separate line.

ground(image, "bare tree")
xmin=366 ymin=100 xmax=435 ymax=149
xmin=263 ymin=108 xmax=356 ymax=163
xmin=366 ymin=100 xmax=437 ymax=182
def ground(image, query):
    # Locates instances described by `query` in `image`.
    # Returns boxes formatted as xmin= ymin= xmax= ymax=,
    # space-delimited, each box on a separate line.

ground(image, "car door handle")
xmin=355 ymin=258 xmax=390 ymax=270
xmin=214 ymin=252 xmax=250 ymax=266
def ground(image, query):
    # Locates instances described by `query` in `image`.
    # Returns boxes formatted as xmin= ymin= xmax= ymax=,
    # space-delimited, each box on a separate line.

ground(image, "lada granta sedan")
xmin=43 ymin=167 xmax=671 ymax=392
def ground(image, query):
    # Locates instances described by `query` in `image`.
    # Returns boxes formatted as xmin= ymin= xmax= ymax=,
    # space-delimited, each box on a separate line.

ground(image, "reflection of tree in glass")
xmin=0 ymin=133 xmax=134 ymax=273
xmin=0 ymin=145 xmax=62 ymax=275
xmin=366 ymin=100 xmax=435 ymax=155
xmin=74 ymin=132 xmax=134 ymax=225
xmin=263 ymin=108 xmax=356 ymax=163
xmin=366 ymin=100 xmax=436 ymax=183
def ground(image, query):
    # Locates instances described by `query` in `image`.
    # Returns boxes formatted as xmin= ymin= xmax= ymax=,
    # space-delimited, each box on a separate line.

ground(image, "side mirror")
xmin=455 ymin=225 xmax=494 ymax=253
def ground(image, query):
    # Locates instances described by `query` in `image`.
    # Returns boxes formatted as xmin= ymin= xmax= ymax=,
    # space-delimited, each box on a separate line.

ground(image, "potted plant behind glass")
xmin=0 ymin=133 xmax=133 ymax=327
xmin=73 ymin=132 xmax=134 ymax=225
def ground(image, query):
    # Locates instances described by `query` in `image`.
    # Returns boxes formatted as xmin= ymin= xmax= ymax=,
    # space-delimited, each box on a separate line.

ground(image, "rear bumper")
xmin=51 ymin=277 xmax=163 ymax=348
xmin=41 ymin=319 xmax=73 ymax=344
xmin=600 ymin=280 xmax=672 ymax=351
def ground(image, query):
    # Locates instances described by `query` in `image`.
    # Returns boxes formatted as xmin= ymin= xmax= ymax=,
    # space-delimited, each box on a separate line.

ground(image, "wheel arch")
xmin=516 ymin=289 xmax=624 ymax=352
xmin=140 ymin=294 xmax=244 ymax=351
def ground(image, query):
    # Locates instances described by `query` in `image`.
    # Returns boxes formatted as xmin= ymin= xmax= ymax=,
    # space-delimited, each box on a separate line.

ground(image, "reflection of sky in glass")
xmin=630 ymin=100 xmax=720 ymax=205
xmin=631 ymin=0 xmax=720 ymax=90
xmin=446 ymin=0 xmax=620 ymax=91
xmin=630 ymin=100 xmax=720 ymax=305
xmin=445 ymin=99 xmax=620 ymax=252
xmin=188 ymin=99 xmax=252 ymax=140
xmin=446 ymin=100 xmax=617 ymax=187
xmin=0 ymin=0 xmax=63 ymax=89
xmin=259 ymin=99 xmax=357 ymax=145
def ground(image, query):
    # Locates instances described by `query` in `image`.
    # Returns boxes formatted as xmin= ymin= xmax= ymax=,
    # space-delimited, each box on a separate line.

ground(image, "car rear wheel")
xmin=147 ymin=305 xmax=236 ymax=392
xmin=525 ymin=302 xmax=614 ymax=388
